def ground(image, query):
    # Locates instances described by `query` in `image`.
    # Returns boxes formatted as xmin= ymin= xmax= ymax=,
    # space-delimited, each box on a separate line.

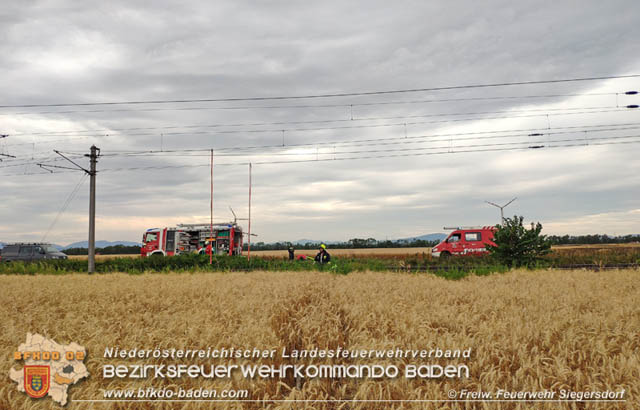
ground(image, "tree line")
xmin=63 ymin=245 xmax=141 ymax=255
xmin=244 ymin=238 xmax=442 ymax=251
xmin=59 ymin=233 xmax=638 ymax=255
xmin=547 ymin=234 xmax=639 ymax=245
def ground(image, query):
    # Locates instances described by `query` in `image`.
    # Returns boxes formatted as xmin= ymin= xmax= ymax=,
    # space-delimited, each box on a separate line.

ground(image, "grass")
xmin=0 ymin=254 xmax=382 ymax=275
xmin=1 ymin=244 xmax=638 ymax=278
xmin=65 ymin=243 xmax=640 ymax=259
xmin=1 ymin=269 xmax=638 ymax=409
xmin=0 ymin=253 xmax=514 ymax=278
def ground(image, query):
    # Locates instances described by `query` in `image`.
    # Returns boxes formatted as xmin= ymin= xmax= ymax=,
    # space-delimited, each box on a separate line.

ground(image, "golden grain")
xmin=0 ymin=269 xmax=638 ymax=409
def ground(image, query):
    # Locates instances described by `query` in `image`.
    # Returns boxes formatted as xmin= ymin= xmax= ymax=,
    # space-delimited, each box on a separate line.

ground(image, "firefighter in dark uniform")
xmin=287 ymin=244 xmax=295 ymax=260
xmin=314 ymin=244 xmax=331 ymax=265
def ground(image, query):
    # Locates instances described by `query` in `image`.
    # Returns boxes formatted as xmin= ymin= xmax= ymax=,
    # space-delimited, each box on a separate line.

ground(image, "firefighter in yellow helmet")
xmin=314 ymin=243 xmax=331 ymax=264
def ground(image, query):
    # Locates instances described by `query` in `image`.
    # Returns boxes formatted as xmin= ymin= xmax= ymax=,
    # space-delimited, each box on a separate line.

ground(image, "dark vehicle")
xmin=0 ymin=243 xmax=68 ymax=262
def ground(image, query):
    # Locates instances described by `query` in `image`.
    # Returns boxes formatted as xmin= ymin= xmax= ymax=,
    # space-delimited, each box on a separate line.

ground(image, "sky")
xmin=1 ymin=0 xmax=639 ymax=245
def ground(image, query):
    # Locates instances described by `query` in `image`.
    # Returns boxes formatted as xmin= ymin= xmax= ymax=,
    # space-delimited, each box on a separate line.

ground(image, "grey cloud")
xmin=1 ymin=1 xmax=640 ymax=244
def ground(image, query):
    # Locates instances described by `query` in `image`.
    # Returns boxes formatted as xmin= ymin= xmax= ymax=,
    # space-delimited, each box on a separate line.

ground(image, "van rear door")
xmin=2 ymin=245 xmax=19 ymax=261
xmin=18 ymin=245 xmax=34 ymax=261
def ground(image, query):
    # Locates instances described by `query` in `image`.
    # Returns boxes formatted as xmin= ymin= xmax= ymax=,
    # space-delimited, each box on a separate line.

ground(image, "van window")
xmin=33 ymin=246 xmax=45 ymax=254
xmin=448 ymin=233 xmax=461 ymax=243
xmin=5 ymin=245 xmax=19 ymax=254
xmin=465 ymin=232 xmax=482 ymax=242
xmin=19 ymin=246 xmax=33 ymax=256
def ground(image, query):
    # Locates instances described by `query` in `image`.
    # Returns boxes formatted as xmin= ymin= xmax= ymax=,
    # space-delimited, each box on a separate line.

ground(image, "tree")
xmin=487 ymin=215 xmax=551 ymax=267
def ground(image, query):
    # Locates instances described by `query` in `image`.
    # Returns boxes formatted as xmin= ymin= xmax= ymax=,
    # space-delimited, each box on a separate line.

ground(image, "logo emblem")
xmin=24 ymin=366 xmax=50 ymax=399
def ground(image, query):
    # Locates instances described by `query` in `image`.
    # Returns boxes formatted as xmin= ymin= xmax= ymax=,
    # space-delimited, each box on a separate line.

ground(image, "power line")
xmin=4 ymin=134 xmax=637 ymax=177
xmin=5 ymin=121 xmax=639 ymax=169
xmin=41 ymin=172 xmax=88 ymax=241
xmin=89 ymin=121 xmax=640 ymax=154
xmin=226 ymin=138 xmax=640 ymax=166
xmin=94 ymin=133 xmax=640 ymax=159
xmin=100 ymin=127 xmax=640 ymax=157
xmin=1 ymin=74 xmax=638 ymax=109
xmin=0 ymin=156 xmax=71 ymax=169
xmin=4 ymin=104 xmax=626 ymax=137
xmin=4 ymin=107 xmax=635 ymax=148
xmin=0 ymin=153 xmax=86 ymax=169
xmin=4 ymin=121 xmax=639 ymax=177
xmin=0 ymin=91 xmax=628 ymax=116
xmin=96 ymin=137 xmax=640 ymax=170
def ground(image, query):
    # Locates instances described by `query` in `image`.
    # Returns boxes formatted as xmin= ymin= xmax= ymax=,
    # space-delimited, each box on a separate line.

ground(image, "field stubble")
xmin=0 ymin=269 xmax=638 ymax=409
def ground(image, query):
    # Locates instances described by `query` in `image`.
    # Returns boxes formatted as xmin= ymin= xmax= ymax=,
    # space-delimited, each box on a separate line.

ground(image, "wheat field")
xmin=1 ymin=269 xmax=638 ymax=409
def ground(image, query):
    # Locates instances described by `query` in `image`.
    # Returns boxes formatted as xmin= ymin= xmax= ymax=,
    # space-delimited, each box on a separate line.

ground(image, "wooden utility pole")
xmin=87 ymin=145 xmax=99 ymax=273
xmin=248 ymin=163 xmax=252 ymax=261
xmin=50 ymin=146 xmax=99 ymax=273
xmin=210 ymin=149 xmax=213 ymax=265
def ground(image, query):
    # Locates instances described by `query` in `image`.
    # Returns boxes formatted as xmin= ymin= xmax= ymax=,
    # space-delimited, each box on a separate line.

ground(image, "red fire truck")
xmin=431 ymin=226 xmax=497 ymax=257
xmin=141 ymin=223 xmax=244 ymax=257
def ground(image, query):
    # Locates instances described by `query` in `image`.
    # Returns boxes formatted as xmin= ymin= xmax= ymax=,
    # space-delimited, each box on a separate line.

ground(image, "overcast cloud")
xmin=1 ymin=0 xmax=639 ymax=245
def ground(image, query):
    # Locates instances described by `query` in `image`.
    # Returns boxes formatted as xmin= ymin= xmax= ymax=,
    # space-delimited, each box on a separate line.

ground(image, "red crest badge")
xmin=24 ymin=365 xmax=50 ymax=399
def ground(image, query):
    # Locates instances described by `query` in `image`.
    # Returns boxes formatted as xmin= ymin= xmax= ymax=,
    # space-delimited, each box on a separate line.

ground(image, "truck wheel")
xmin=151 ymin=252 xmax=164 ymax=257
xmin=440 ymin=251 xmax=451 ymax=259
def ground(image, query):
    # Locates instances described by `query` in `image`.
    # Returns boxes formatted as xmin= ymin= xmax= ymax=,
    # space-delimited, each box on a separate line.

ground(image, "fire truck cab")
xmin=431 ymin=226 xmax=496 ymax=257
xmin=141 ymin=223 xmax=244 ymax=257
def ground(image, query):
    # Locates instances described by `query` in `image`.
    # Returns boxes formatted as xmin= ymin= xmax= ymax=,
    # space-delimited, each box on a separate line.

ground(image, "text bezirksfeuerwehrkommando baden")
xmin=103 ymin=347 xmax=472 ymax=379
xmin=104 ymin=346 xmax=472 ymax=360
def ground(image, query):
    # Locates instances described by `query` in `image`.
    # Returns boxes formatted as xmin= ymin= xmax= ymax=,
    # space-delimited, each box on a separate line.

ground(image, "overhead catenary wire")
xmin=4 ymin=134 xmax=639 ymax=177
xmin=1 ymin=74 xmax=638 ymax=109
xmin=90 ymin=133 xmax=640 ymax=159
xmin=3 ymin=105 xmax=633 ymax=139
xmin=3 ymin=76 xmax=637 ymax=163
xmin=0 ymin=91 xmax=633 ymax=117
xmin=89 ymin=123 xmax=640 ymax=158
xmin=4 ymin=119 xmax=640 ymax=177
xmin=3 ymin=106 xmax=636 ymax=150
xmin=0 ymin=154 xmax=86 ymax=170
xmin=4 ymin=121 xmax=640 ymax=171
xmin=41 ymin=172 xmax=88 ymax=241
xmin=1 ymin=76 xmax=638 ymax=176
xmin=84 ymin=137 xmax=640 ymax=170
xmin=4 ymin=75 xmax=638 ymax=250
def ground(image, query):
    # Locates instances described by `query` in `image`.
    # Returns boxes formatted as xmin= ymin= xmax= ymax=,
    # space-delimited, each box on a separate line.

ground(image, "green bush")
xmin=487 ymin=215 xmax=551 ymax=267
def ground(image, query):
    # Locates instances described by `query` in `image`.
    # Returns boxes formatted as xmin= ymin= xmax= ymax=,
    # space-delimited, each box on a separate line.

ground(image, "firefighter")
xmin=204 ymin=240 xmax=213 ymax=256
xmin=314 ymin=244 xmax=331 ymax=265
xmin=287 ymin=244 xmax=295 ymax=260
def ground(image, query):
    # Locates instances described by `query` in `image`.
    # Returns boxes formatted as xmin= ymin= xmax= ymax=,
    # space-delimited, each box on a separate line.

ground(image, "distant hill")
xmin=293 ymin=234 xmax=446 ymax=245
xmin=62 ymin=240 xmax=140 ymax=250
xmin=249 ymin=234 xmax=447 ymax=251
xmin=293 ymin=239 xmax=341 ymax=245
xmin=397 ymin=233 xmax=447 ymax=242
xmin=0 ymin=240 xmax=140 ymax=251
